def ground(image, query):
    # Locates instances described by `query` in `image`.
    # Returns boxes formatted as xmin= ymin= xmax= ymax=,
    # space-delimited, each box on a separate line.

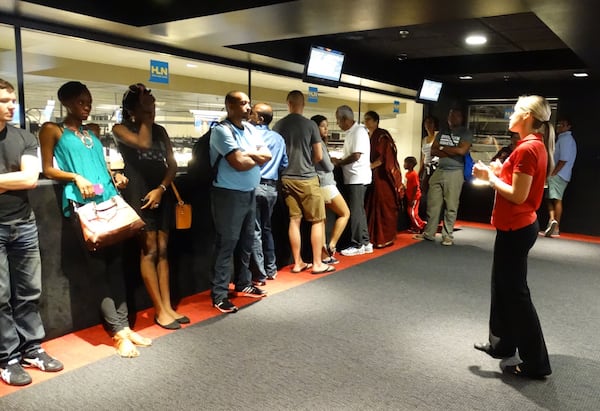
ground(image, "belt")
xmin=260 ymin=179 xmax=277 ymax=187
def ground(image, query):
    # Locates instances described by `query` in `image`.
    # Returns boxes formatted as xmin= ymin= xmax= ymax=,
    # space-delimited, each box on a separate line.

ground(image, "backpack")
xmin=187 ymin=120 xmax=236 ymax=187
xmin=463 ymin=151 xmax=475 ymax=182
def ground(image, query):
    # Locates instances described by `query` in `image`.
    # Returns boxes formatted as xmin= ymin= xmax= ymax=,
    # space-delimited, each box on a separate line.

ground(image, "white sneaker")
xmin=544 ymin=220 xmax=558 ymax=237
xmin=364 ymin=243 xmax=374 ymax=253
xmin=441 ymin=237 xmax=454 ymax=246
xmin=340 ymin=245 xmax=365 ymax=256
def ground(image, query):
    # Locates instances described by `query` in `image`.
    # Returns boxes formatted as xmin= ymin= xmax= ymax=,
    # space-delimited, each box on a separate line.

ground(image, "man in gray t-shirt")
xmin=273 ymin=90 xmax=334 ymax=275
xmin=415 ymin=108 xmax=472 ymax=246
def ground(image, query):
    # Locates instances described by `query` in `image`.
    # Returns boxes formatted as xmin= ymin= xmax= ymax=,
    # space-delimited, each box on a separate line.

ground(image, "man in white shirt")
xmin=332 ymin=105 xmax=373 ymax=256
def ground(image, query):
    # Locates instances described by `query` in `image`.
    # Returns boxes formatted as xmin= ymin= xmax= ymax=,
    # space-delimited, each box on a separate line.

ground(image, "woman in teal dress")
xmin=39 ymin=81 xmax=151 ymax=358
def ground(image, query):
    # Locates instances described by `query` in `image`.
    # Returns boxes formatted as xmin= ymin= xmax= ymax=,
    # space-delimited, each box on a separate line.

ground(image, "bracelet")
xmin=159 ymin=184 xmax=167 ymax=192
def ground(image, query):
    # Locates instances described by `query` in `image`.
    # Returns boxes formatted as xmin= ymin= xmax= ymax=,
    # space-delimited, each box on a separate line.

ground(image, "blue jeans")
xmin=253 ymin=183 xmax=278 ymax=280
xmin=210 ymin=187 xmax=256 ymax=303
xmin=0 ymin=214 xmax=45 ymax=364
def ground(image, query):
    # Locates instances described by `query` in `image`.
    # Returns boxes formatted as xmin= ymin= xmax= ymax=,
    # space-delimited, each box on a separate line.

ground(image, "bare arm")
xmin=312 ymin=142 xmax=323 ymax=164
xmin=0 ymin=154 xmax=39 ymax=191
xmin=246 ymin=145 xmax=272 ymax=166
xmin=112 ymin=121 xmax=153 ymax=150
xmin=432 ymin=139 xmax=471 ymax=157
xmin=224 ymin=149 xmax=259 ymax=171
xmin=333 ymin=152 xmax=361 ymax=167
xmin=39 ymin=122 xmax=98 ymax=199
xmin=473 ymin=161 xmax=532 ymax=205
xmin=550 ymin=160 xmax=567 ymax=176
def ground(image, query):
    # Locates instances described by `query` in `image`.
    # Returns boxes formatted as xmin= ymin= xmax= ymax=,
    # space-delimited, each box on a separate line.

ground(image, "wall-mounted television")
xmin=416 ymin=79 xmax=443 ymax=103
xmin=302 ymin=45 xmax=345 ymax=88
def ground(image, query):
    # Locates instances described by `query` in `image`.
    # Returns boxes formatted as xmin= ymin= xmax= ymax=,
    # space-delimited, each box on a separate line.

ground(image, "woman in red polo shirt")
xmin=472 ymin=95 xmax=555 ymax=379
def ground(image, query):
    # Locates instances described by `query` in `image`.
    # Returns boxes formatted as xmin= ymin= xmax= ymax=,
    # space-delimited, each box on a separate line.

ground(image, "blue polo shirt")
xmin=210 ymin=120 xmax=263 ymax=191
xmin=254 ymin=124 xmax=288 ymax=180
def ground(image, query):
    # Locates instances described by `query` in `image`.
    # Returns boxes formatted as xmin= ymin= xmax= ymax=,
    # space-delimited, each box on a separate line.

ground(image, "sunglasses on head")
xmin=127 ymin=84 xmax=152 ymax=95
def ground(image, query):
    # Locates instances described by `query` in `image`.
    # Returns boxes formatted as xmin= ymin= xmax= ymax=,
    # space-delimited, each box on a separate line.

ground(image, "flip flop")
xmin=311 ymin=265 xmax=336 ymax=274
xmin=291 ymin=263 xmax=313 ymax=273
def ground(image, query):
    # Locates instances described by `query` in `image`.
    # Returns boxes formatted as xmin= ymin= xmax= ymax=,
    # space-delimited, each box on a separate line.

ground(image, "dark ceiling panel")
xmin=25 ymin=0 xmax=297 ymax=26
xmin=229 ymin=12 xmax=581 ymax=87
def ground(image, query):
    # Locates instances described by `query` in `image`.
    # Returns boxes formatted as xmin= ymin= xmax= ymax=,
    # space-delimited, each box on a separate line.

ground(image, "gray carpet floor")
xmin=2 ymin=227 xmax=599 ymax=411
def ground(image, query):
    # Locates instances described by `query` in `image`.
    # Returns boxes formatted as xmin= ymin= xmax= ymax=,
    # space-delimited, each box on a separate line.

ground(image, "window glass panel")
xmin=0 ymin=24 xmax=19 ymax=126
xmin=20 ymin=28 xmax=248 ymax=167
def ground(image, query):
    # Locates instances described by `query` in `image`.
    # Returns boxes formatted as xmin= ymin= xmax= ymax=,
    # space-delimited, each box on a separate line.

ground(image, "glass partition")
xmin=0 ymin=24 xmax=19 ymax=125
xmin=19 ymin=28 xmax=249 ymax=168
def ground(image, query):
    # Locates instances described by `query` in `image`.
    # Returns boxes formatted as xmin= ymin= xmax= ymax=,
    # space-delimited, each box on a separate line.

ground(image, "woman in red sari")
xmin=364 ymin=111 xmax=404 ymax=248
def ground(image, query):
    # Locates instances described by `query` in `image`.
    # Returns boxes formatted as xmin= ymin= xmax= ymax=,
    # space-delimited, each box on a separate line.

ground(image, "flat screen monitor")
xmin=417 ymin=79 xmax=443 ymax=103
xmin=302 ymin=45 xmax=345 ymax=87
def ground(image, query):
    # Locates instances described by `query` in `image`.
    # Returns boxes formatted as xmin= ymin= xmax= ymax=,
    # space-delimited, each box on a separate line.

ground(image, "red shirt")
xmin=491 ymin=133 xmax=547 ymax=231
xmin=404 ymin=169 xmax=421 ymax=202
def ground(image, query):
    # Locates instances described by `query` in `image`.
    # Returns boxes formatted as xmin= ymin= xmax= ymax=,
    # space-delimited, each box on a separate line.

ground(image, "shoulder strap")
xmin=171 ymin=182 xmax=184 ymax=205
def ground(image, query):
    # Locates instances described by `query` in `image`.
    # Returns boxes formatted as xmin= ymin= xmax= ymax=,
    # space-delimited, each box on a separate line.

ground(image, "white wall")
xmin=378 ymin=101 xmax=423 ymax=180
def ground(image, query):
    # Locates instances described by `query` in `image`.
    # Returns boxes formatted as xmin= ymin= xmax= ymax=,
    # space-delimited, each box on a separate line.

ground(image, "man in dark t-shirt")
xmin=0 ymin=79 xmax=63 ymax=386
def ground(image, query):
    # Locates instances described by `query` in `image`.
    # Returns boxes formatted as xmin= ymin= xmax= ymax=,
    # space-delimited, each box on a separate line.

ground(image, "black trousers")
xmin=489 ymin=221 xmax=551 ymax=375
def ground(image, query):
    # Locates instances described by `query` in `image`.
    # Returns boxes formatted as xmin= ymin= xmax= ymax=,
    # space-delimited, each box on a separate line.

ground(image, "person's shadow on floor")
xmin=469 ymin=354 xmax=600 ymax=410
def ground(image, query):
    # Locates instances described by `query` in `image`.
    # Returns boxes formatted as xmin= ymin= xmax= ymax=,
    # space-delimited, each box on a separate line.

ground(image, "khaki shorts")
xmin=282 ymin=176 xmax=325 ymax=222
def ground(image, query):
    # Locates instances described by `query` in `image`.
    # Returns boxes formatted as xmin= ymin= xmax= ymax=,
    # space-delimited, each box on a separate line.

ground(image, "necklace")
xmin=66 ymin=125 xmax=93 ymax=149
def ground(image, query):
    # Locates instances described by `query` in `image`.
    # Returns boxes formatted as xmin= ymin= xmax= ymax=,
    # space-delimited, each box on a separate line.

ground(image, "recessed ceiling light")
xmin=397 ymin=53 xmax=408 ymax=61
xmin=465 ymin=35 xmax=487 ymax=45
xmin=186 ymin=63 xmax=198 ymax=68
xmin=398 ymin=30 xmax=409 ymax=38
xmin=459 ymin=75 xmax=473 ymax=80
xmin=573 ymin=72 xmax=589 ymax=78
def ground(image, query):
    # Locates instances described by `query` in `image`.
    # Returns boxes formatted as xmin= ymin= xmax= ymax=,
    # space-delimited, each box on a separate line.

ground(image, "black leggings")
xmin=489 ymin=221 xmax=551 ymax=375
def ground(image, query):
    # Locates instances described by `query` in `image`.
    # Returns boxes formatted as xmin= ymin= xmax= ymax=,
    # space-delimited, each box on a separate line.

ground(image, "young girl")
xmin=472 ymin=95 xmax=554 ymax=379
xmin=39 ymin=81 xmax=151 ymax=357
xmin=403 ymin=156 xmax=426 ymax=234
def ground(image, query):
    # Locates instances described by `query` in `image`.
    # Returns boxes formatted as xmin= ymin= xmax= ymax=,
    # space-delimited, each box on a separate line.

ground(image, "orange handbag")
xmin=171 ymin=182 xmax=192 ymax=229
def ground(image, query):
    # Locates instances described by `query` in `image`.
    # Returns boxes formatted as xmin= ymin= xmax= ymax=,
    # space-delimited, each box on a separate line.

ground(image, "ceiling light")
xmin=573 ymin=72 xmax=589 ymax=78
xmin=397 ymin=53 xmax=408 ymax=61
xmin=398 ymin=30 xmax=409 ymax=38
xmin=465 ymin=35 xmax=487 ymax=46
xmin=186 ymin=63 xmax=198 ymax=68
xmin=459 ymin=75 xmax=473 ymax=80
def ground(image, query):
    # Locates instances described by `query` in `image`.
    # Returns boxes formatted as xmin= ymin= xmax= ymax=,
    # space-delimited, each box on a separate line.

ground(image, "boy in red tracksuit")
xmin=404 ymin=156 xmax=426 ymax=233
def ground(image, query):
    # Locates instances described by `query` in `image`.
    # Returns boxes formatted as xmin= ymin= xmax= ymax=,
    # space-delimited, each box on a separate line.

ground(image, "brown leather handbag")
xmin=171 ymin=182 xmax=192 ymax=229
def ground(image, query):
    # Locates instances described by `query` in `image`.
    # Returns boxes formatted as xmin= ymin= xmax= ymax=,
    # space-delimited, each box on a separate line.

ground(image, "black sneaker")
xmin=234 ymin=285 xmax=268 ymax=298
xmin=21 ymin=348 xmax=63 ymax=372
xmin=1 ymin=359 xmax=32 ymax=386
xmin=214 ymin=298 xmax=238 ymax=313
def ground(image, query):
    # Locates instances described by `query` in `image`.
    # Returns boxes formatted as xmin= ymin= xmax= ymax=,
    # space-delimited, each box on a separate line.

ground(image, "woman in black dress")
xmin=112 ymin=83 xmax=189 ymax=330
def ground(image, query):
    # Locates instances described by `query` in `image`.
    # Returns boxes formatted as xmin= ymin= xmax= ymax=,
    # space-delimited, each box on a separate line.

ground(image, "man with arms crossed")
xmin=0 ymin=79 xmax=63 ymax=386
xmin=210 ymin=91 xmax=271 ymax=313
xmin=415 ymin=107 xmax=472 ymax=246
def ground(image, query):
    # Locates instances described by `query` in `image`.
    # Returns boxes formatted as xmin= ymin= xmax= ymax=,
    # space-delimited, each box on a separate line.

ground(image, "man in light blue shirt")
xmin=248 ymin=103 xmax=288 ymax=283
xmin=543 ymin=116 xmax=577 ymax=237
xmin=209 ymin=91 xmax=272 ymax=313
